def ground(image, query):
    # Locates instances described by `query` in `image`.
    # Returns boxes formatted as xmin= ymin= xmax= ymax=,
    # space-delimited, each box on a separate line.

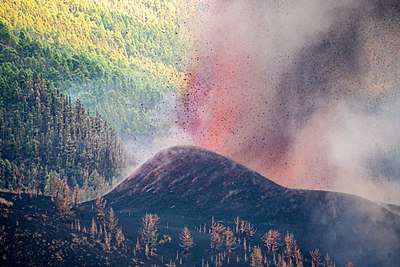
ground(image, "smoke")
xmin=175 ymin=0 xmax=400 ymax=204
xmin=286 ymin=99 xmax=400 ymax=202
xmin=122 ymin=92 xmax=196 ymax=178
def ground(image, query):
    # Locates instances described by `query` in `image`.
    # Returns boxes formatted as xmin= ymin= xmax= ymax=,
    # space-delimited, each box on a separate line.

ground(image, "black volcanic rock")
xmin=107 ymin=146 xmax=400 ymax=266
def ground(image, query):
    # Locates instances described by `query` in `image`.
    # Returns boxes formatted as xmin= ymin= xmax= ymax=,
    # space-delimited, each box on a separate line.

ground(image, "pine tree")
xmin=115 ymin=227 xmax=125 ymax=248
xmin=95 ymin=193 xmax=106 ymax=219
xmin=139 ymin=213 xmax=159 ymax=256
xmin=84 ymin=170 xmax=107 ymax=200
xmin=284 ymin=232 xmax=297 ymax=263
xmin=44 ymin=170 xmax=61 ymax=199
xmin=0 ymin=77 xmax=125 ymax=197
xmin=56 ymin=180 xmax=73 ymax=217
xmin=179 ymin=227 xmax=194 ymax=253
xmin=108 ymin=207 xmax=118 ymax=233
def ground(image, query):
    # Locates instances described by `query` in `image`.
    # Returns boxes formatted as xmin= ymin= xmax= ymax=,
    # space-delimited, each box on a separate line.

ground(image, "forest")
xmin=0 ymin=73 xmax=125 ymax=199
xmin=0 ymin=0 xmax=193 ymax=137
xmin=0 ymin=0 xmax=196 ymax=198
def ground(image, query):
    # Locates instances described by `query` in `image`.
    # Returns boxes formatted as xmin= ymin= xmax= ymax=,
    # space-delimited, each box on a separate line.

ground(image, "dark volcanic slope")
xmin=108 ymin=146 xmax=286 ymax=218
xmin=106 ymin=146 xmax=400 ymax=266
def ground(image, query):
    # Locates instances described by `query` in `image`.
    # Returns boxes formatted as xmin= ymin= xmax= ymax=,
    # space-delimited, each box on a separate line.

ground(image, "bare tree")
xmin=104 ymin=230 xmax=111 ymax=252
xmin=91 ymin=218 xmax=97 ymax=238
xmin=284 ymin=232 xmax=297 ymax=263
xmin=131 ymin=247 xmax=138 ymax=265
xmin=135 ymin=237 xmax=141 ymax=252
xmin=159 ymin=234 xmax=172 ymax=245
xmin=224 ymin=227 xmax=237 ymax=253
xmin=240 ymin=220 xmax=245 ymax=234
xmin=262 ymin=229 xmax=281 ymax=263
xmin=179 ymin=227 xmax=194 ymax=253
xmin=76 ymin=219 xmax=81 ymax=232
xmin=139 ymin=213 xmax=159 ymax=256
xmin=145 ymin=244 xmax=149 ymax=258
xmin=235 ymin=216 xmax=240 ymax=235
xmin=243 ymin=221 xmax=256 ymax=241
xmin=324 ymin=254 xmax=336 ymax=267
xmin=310 ymin=249 xmax=321 ymax=267
xmin=98 ymin=224 xmax=103 ymax=238
xmin=251 ymin=246 xmax=263 ymax=267
xmin=210 ymin=221 xmax=226 ymax=252
xmin=295 ymin=248 xmax=304 ymax=267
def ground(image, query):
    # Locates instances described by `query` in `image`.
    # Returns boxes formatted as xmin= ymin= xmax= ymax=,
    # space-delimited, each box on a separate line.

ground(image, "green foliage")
xmin=0 ymin=0 xmax=196 ymax=197
xmin=0 ymin=75 xmax=125 ymax=194
xmin=44 ymin=170 xmax=62 ymax=197
xmin=139 ymin=213 xmax=159 ymax=256
xmin=0 ymin=0 xmax=193 ymax=137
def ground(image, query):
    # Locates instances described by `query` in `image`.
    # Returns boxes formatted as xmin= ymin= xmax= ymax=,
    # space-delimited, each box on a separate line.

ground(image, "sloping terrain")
xmin=0 ymin=0 xmax=193 ymax=137
xmin=0 ymin=192 xmax=131 ymax=266
xmin=107 ymin=146 xmax=400 ymax=266
xmin=1 ymin=146 xmax=400 ymax=266
xmin=0 ymin=192 xmax=219 ymax=267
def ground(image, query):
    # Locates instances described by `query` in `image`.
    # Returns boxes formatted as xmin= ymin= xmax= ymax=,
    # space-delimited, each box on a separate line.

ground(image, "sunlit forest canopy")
xmin=0 ymin=0 xmax=195 ymax=137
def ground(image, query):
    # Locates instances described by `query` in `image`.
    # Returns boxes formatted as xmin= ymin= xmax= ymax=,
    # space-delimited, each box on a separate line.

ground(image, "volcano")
xmin=106 ymin=146 xmax=400 ymax=266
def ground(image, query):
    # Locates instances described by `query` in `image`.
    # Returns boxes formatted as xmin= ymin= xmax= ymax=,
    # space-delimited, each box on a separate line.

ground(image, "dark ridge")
xmin=106 ymin=145 xmax=400 ymax=267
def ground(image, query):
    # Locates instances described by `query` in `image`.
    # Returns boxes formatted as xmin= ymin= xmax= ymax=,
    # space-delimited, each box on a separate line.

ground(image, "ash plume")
xmin=179 ymin=0 xmax=400 ymax=204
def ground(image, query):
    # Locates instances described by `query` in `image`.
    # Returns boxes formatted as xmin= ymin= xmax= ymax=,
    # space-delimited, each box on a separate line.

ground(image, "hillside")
xmin=1 ymin=1 xmax=399 ymax=266
xmin=0 ymin=0 xmax=197 ymax=198
xmin=0 ymin=0 xmax=194 ymax=137
xmin=0 ymin=75 xmax=125 ymax=199
xmin=0 ymin=192 xmax=132 ymax=266
xmin=1 ymin=146 xmax=399 ymax=266
xmin=106 ymin=146 xmax=400 ymax=267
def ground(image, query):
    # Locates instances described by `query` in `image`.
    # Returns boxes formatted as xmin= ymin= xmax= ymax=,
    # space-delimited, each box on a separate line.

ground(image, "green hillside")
xmin=0 ymin=73 xmax=125 ymax=198
xmin=0 ymin=0 xmax=197 ymax=197
xmin=0 ymin=0 xmax=194 ymax=137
